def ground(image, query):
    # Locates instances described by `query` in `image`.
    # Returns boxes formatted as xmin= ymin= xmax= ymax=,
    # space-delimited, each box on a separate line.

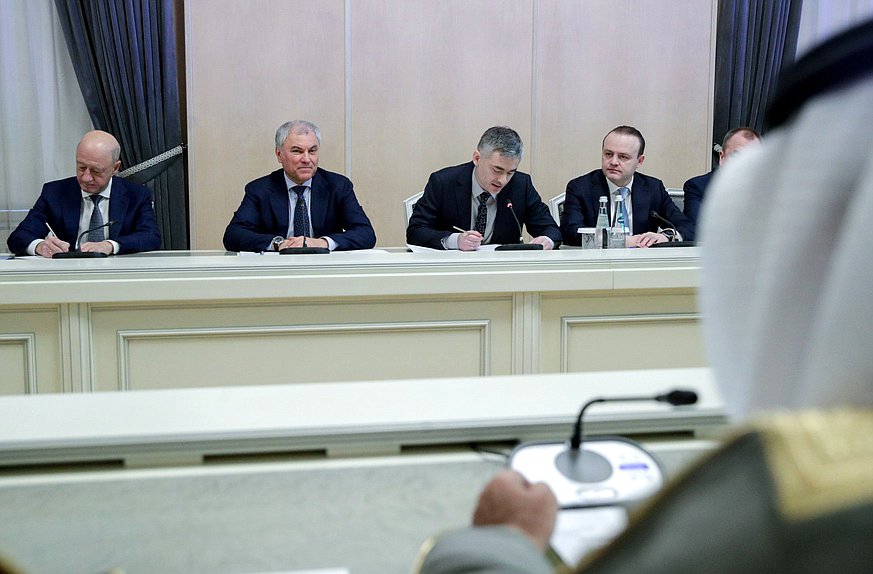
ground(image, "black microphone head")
xmin=656 ymin=389 xmax=698 ymax=406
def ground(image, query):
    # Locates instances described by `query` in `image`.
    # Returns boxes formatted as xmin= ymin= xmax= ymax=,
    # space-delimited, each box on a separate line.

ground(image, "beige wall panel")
xmin=187 ymin=1 xmax=715 ymax=249
xmin=0 ymin=341 xmax=30 ymax=395
xmin=533 ymin=1 xmax=717 ymax=200
xmin=120 ymin=322 xmax=488 ymax=390
xmin=89 ymin=297 xmax=513 ymax=391
xmin=349 ymin=0 xmax=535 ymax=247
xmin=539 ymin=292 xmax=704 ymax=373
xmin=562 ymin=316 xmax=705 ymax=373
xmin=186 ymin=0 xmax=346 ymax=249
xmin=0 ymin=308 xmax=62 ymax=394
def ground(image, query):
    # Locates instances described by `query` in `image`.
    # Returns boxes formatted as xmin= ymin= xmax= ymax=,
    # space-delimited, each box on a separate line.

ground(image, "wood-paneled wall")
xmin=186 ymin=0 xmax=716 ymax=248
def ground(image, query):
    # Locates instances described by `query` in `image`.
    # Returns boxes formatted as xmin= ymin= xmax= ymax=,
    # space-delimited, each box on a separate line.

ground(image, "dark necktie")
xmin=292 ymin=185 xmax=310 ymax=237
xmin=475 ymin=191 xmax=490 ymax=235
xmin=88 ymin=195 xmax=105 ymax=242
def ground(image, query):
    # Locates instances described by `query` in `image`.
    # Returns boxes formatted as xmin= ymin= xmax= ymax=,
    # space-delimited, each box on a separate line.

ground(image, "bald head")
xmin=77 ymin=130 xmax=121 ymax=162
xmin=76 ymin=130 xmax=122 ymax=194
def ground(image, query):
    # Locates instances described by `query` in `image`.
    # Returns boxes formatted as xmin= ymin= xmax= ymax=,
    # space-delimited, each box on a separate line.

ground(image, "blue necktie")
xmin=618 ymin=187 xmax=630 ymax=233
xmin=292 ymin=186 xmax=310 ymax=237
xmin=88 ymin=195 xmax=105 ymax=242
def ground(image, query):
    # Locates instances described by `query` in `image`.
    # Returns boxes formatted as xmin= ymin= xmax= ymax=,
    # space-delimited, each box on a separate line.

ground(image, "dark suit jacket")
xmin=7 ymin=176 xmax=161 ymax=255
xmin=406 ymin=162 xmax=561 ymax=249
xmin=682 ymin=171 xmax=713 ymax=225
xmin=223 ymin=168 xmax=376 ymax=252
xmin=561 ymin=170 xmax=695 ymax=245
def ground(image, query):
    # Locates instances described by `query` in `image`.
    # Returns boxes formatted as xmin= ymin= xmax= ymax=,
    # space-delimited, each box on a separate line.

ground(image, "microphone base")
xmin=495 ymin=243 xmax=544 ymax=251
xmin=509 ymin=438 xmax=664 ymax=508
xmin=279 ymin=247 xmax=330 ymax=255
xmin=52 ymin=251 xmax=109 ymax=259
xmin=650 ymin=241 xmax=696 ymax=248
xmin=555 ymin=449 xmax=613 ymax=483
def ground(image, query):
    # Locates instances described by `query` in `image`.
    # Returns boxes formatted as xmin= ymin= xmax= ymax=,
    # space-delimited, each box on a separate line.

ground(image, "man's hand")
xmin=472 ymin=470 xmax=558 ymax=551
xmin=281 ymin=236 xmax=330 ymax=249
xmin=80 ymin=240 xmax=114 ymax=254
xmin=458 ymin=230 xmax=484 ymax=251
xmin=629 ymin=232 xmax=668 ymax=248
xmin=529 ymin=236 xmax=555 ymax=250
xmin=36 ymin=236 xmax=70 ymax=258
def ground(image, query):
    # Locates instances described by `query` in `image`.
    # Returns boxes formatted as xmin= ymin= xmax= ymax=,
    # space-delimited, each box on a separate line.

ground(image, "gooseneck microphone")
xmin=494 ymin=201 xmax=544 ymax=251
xmin=548 ymin=389 xmax=699 ymax=484
xmin=569 ymin=389 xmax=698 ymax=450
xmin=52 ymin=221 xmax=116 ymax=259
xmin=649 ymin=211 xmax=676 ymax=233
xmin=507 ymin=201 xmax=524 ymax=243
xmin=648 ymin=211 xmax=696 ymax=247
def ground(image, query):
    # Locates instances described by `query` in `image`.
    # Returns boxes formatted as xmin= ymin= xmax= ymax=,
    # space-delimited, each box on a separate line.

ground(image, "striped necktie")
xmin=88 ymin=195 xmax=105 ymax=242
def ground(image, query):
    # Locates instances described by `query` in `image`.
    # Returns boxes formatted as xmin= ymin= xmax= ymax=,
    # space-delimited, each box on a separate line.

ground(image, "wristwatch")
xmin=271 ymin=236 xmax=284 ymax=251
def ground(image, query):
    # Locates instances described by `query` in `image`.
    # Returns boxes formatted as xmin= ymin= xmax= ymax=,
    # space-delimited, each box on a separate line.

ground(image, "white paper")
xmin=550 ymin=506 xmax=628 ymax=566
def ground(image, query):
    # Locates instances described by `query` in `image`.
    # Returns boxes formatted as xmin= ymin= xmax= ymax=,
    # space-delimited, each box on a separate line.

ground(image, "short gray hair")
xmin=477 ymin=126 xmax=524 ymax=160
xmin=108 ymin=141 xmax=121 ymax=162
xmin=275 ymin=120 xmax=322 ymax=149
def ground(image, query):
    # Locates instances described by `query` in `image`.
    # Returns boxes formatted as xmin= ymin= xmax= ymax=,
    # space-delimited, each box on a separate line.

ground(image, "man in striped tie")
xmin=7 ymin=130 xmax=161 ymax=257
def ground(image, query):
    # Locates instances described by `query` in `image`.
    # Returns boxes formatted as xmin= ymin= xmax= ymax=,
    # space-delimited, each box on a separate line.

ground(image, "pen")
xmin=45 ymin=223 xmax=58 ymax=238
xmin=452 ymin=226 xmax=467 ymax=233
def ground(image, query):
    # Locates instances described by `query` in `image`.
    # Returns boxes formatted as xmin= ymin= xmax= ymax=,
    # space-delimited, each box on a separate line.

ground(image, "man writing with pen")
xmin=406 ymin=126 xmax=561 ymax=250
xmin=7 ymin=130 xmax=161 ymax=257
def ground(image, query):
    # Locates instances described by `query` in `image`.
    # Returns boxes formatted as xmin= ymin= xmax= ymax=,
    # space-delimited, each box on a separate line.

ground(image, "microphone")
xmin=52 ymin=221 xmax=115 ymax=259
xmin=494 ymin=200 xmax=544 ymax=251
xmin=546 ymin=388 xmax=698 ymax=485
xmin=508 ymin=201 xmax=524 ymax=242
xmin=648 ymin=211 xmax=696 ymax=247
xmin=649 ymin=211 xmax=676 ymax=234
xmin=569 ymin=389 xmax=698 ymax=450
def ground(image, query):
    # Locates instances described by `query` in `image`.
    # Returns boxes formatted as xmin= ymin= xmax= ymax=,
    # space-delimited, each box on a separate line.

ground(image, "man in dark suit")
xmin=223 ymin=120 xmax=375 ymax=252
xmin=7 ymin=130 xmax=161 ymax=257
xmin=683 ymin=127 xmax=760 ymax=225
xmin=561 ymin=126 xmax=694 ymax=247
xmin=406 ymin=126 xmax=560 ymax=250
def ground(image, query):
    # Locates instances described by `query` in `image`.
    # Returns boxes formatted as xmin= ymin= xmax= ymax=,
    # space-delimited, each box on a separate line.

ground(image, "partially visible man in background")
xmin=682 ymin=127 xmax=760 ymax=225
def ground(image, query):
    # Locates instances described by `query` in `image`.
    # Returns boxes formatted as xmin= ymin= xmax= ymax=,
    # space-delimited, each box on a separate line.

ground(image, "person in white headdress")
xmin=415 ymin=17 xmax=873 ymax=574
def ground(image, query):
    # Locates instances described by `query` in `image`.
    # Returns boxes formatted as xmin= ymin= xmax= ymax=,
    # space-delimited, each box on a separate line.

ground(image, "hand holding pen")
xmin=453 ymin=226 xmax=483 ymax=251
xmin=36 ymin=223 xmax=71 ymax=258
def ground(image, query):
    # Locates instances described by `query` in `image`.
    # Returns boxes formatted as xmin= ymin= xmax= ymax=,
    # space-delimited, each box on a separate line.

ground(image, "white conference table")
xmin=0 ymin=367 xmax=725 ymax=574
xmin=0 ymin=247 xmax=703 ymax=394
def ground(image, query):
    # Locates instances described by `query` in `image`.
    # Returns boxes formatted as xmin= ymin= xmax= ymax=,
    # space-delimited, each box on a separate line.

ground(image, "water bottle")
xmin=609 ymin=195 xmax=630 ymax=249
xmin=595 ymin=196 xmax=609 ymax=249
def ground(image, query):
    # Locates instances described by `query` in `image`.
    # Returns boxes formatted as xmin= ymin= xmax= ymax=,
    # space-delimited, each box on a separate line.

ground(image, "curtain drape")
xmin=54 ymin=0 xmax=187 ymax=249
xmin=712 ymin=0 xmax=804 ymax=168
xmin=0 ymin=1 xmax=92 ymax=247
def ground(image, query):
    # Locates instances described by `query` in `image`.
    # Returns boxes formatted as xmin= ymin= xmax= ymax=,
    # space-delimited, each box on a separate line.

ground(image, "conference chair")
xmin=403 ymin=191 xmax=424 ymax=227
xmin=666 ymin=188 xmax=684 ymax=212
xmin=548 ymin=193 xmax=566 ymax=224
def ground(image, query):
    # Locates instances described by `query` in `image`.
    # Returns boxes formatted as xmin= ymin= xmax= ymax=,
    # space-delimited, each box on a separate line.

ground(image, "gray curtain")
xmin=712 ymin=0 xmax=803 ymax=168
xmin=54 ymin=0 xmax=187 ymax=249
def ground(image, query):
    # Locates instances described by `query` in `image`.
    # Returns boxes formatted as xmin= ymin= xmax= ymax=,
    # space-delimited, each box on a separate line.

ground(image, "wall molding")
xmin=116 ymin=319 xmax=491 ymax=391
xmin=0 ymin=333 xmax=38 ymax=394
